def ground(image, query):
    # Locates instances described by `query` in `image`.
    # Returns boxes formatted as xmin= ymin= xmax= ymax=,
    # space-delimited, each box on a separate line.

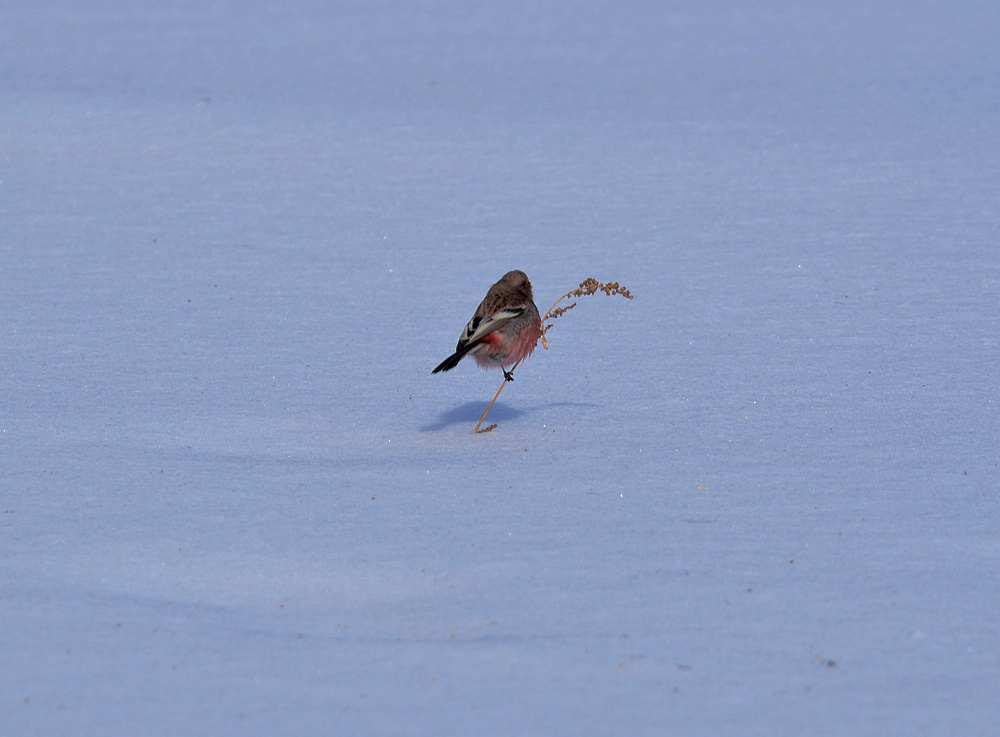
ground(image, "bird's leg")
xmin=502 ymin=357 xmax=523 ymax=383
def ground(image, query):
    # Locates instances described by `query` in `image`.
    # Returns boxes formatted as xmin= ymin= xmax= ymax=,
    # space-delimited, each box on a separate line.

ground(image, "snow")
xmin=2 ymin=1 xmax=998 ymax=735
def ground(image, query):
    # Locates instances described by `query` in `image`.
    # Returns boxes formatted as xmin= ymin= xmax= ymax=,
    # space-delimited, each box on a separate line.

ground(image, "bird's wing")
xmin=456 ymin=306 xmax=526 ymax=350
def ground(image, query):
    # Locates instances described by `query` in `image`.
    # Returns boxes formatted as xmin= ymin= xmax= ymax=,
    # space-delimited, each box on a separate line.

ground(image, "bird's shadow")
xmin=420 ymin=400 xmax=597 ymax=432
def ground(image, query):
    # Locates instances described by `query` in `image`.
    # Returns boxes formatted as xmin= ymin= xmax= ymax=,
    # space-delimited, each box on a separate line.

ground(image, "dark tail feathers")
xmin=432 ymin=342 xmax=479 ymax=373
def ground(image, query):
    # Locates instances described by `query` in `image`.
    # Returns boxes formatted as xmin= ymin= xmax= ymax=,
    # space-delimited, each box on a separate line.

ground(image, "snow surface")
xmin=2 ymin=1 xmax=998 ymax=735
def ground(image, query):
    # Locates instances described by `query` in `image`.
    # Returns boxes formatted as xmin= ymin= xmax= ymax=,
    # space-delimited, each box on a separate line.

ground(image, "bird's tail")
xmin=432 ymin=342 xmax=479 ymax=373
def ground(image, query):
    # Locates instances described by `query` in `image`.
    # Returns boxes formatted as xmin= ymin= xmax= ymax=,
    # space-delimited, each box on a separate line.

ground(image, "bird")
xmin=432 ymin=270 xmax=542 ymax=381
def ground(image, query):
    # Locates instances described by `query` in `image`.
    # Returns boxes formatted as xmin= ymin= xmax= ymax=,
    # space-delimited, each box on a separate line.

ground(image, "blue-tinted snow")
xmin=2 ymin=1 xmax=998 ymax=735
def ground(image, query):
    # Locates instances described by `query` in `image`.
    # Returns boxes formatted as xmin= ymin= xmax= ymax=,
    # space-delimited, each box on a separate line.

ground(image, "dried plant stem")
xmin=473 ymin=358 xmax=522 ymax=433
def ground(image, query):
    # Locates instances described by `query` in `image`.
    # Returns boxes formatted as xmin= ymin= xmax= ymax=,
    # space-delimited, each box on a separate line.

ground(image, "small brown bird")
xmin=432 ymin=270 xmax=542 ymax=380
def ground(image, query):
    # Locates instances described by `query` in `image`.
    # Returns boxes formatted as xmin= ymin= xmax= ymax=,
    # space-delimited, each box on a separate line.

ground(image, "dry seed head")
xmin=537 ymin=277 xmax=634 ymax=348
xmin=549 ymin=302 xmax=578 ymax=319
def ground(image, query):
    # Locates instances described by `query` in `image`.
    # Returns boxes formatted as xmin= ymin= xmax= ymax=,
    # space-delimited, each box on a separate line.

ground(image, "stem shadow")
xmin=420 ymin=402 xmax=524 ymax=432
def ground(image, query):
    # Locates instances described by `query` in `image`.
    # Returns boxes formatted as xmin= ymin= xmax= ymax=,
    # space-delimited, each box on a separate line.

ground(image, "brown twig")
xmin=473 ymin=358 xmax=522 ymax=433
